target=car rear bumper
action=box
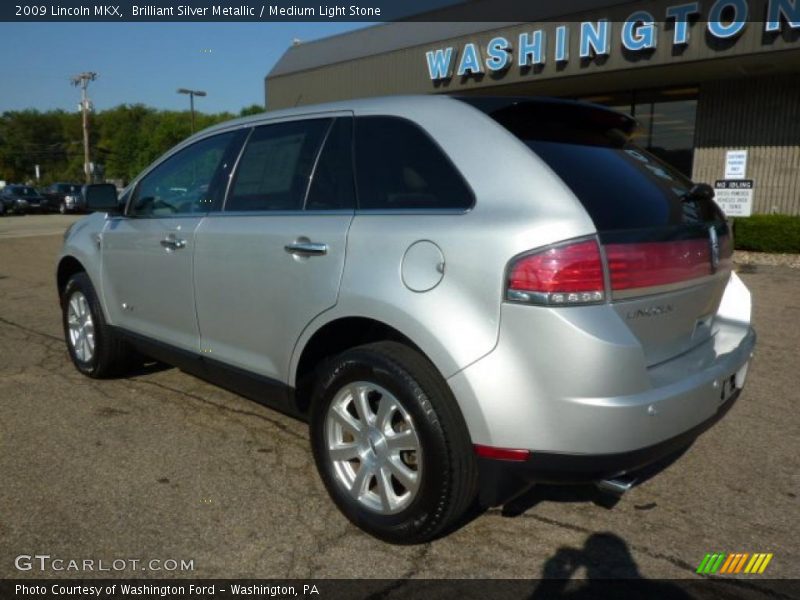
[475,386,742,504]
[448,273,755,491]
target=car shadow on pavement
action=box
[528,532,693,599]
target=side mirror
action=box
[83,184,119,213]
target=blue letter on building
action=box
[457,43,484,76]
[580,21,611,58]
[555,25,570,62]
[666,2,700,44]
[622,12,657,50]
[486,37,511,71]
[518,30,546,66]
[708,0,748,38]
[425,47,454,80]
[766,0,800,31]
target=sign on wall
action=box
[715,179,754,217]
[724,150,748,179]
[425,0,800,80]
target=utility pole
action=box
[177,88,207,134]
[71,72,97,184]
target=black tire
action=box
[61,272,133,378]
[310,341,478,544]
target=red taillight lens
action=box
[606,238,716,291]
[507,239,605,305]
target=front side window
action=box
[226,119,331,212]
[129,131,238,217]
[354,116,473,210]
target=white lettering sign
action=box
[724,150,748,179]
[715,179,754,217]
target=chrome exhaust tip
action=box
[595,476,636,497]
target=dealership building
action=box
[266,0,800,216]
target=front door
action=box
[101,130,243,352]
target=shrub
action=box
[732,214,800,254]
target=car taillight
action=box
[605,238,715,292]
[506,239,605,306]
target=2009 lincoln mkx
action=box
[57,96,755,544]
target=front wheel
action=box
[310,341,478,544]
[62,272,134,378]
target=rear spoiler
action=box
[455,96,639,141]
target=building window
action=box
[580,87,698,177]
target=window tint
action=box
[130,131,238,217]
[526,141,722,230]
[487,103,722,230]
[226,119,331,212]
[305,117,355,211]
[354,116,473,210]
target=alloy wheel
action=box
[324,381,422,515]
[66,291,95,362]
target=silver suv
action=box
[57,96,756,544]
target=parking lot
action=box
[0,215,798,586]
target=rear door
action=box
[487,102,732,366]
[193,115,355,382]
[100,130,243,352]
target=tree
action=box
[0,104,252,185]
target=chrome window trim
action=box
[302,119,337,210]
[353,208,472,216]
[221,127,255,212]
[203,209,355,218]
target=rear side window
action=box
[305,117,356,211]
[354,116,473,210]
[226,119,331,212]
[488,104,722,230]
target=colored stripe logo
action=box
[696,553,773,574]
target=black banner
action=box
[2,579,800,600]
[2,0,796,22]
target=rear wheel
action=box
[62,272,134,378]
[310,341,478,544]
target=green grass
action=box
[733,215,800,254]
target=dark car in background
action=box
[0,185,48,215]
[43,182,84,214]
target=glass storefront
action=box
[580,88,698,177]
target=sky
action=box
[0,22,371,114]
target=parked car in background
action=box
[56,96,756,543]
[0,184,48,215]
[43,182,84,214]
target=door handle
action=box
[160,236,186,250]
[284,241,328,257]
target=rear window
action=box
[488,103,723,231]
[354,116,473,211]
